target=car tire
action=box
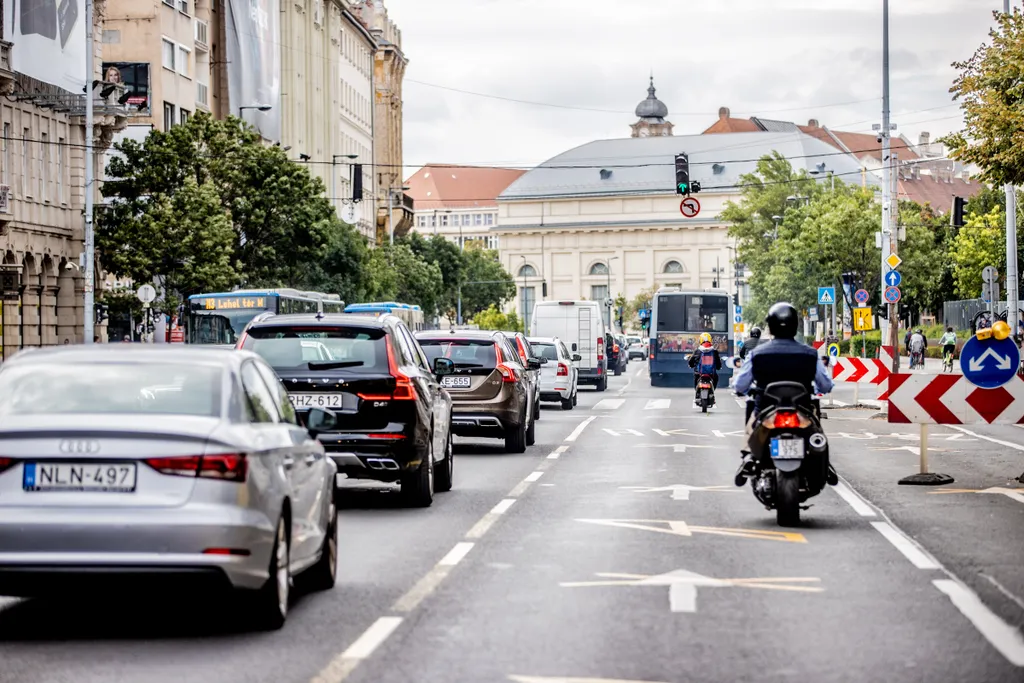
[614,365,622,376]
[505,414,527,453]
[401,440,434,508]
[596,376,607,392]
[561,393,573,410]
[303,503,337,592]
[434,431,454,493]
[533,396,540,422]
[572,391,578,407]
[526,410,536,446]
[250,514,290,631]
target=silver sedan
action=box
[0,345,339,630]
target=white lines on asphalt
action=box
[491,498,517,515]
[603,428,644,437]
[617,376,633,395]
[635,365,645,377]
[734,398,746,409]
[870,521,940,570]
[982,573,1024,613]
[507,480,532,497]
[392,543,475,611]
[594,398,626,410]
[311,616,403,683]
[933,579,1024,666]
[547,445,568,459]
[525,471,545,483]
[948,425,1024,453]
[565,416,597,442]
[439,541,475,566]
[644,398,671,410]
[831,481,877,517]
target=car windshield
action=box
[419,339,498,368]
[241,326,387,372]
[530,343,559,361]
[627,337,641,345]
[0,362,224,417]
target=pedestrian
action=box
[122,335,131,343]
[62,338,70,345]
[93,335,100,343]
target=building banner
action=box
[4,0,87,91]
[225,0,281,141]
[102,62,150,112]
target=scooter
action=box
[744,382,836,527]
[697,373,716,413]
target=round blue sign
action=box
[855,289,869,304]
[884,270,902,288]
[961,336,1021,389]
[734,315,742,323]
[884,286,901,303]
[828,343,840,358]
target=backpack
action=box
[697,348,716,374]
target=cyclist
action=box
[939,327,957,370]
[909,329,927,368]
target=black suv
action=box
[238,313,456,508]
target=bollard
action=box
[898,423,953,486]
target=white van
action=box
[530,300,608,392]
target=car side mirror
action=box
[538,357,549,364]
[571,343,578,352]
[572,353,582,362]
[306,407,337,437]
[433,357,455,376]
[527,358,542,370]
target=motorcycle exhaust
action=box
[808,433,828,451]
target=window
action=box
[473,213,483,226]
[162,0,174,6]
[663,260,684,274]
[440,214,448,227]
[163,102,175,131]
[589,262,609,276]
[57,136,64,203]
[488,235,499,250]
[240,363,280,423]
[1,123,8,185]
[254,362,297,425]
[21,128,29,197]
[177,45,190,77]
[485,214,494,226]
[177,0,189,13]
[39,132,47,201]
[398,326,430,372]
[180,108,190,125]
[517,264,537,278]
[521,287,536,329]
[162,38,175,70]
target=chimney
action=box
[718,107,730,120]
[807,118,819,128]
[919,131,930,146]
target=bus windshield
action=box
[653,293,730,354]
[188,309,266,345]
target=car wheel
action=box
[561,393,573,410]
[505,412,527,453]
[572,391,578,407]
[435,430,454,493]
[250,514,290,630]
[303,502,337,592]
[401,439,434,508]
[596,376,607,392]
[526,410,537,446]
[533,396,540,422]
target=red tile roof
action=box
[404,165,527,210]
[703,107,762,134]
[898,175,985,213]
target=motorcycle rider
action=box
[732,302,835,486]
[739,326,762,361]
[688,332,721,404]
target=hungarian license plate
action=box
[700,389,709,399]
[289,393,344,408]
[770,438,805,460]
[23,462,137,492]
[442,376,471,388]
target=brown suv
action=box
[416,330,537,453]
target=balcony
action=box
[194,19,209,52]
[196,81,209,110]
[0,41,14,93]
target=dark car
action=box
[501,330,547,423]
[606,333,627,376]
[416,330,536,453]
[239,313,455,508]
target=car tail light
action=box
[597,337,604,361]
[494,344,519,383]
[235,331,249,349]
[773,412,810,429]
[0,457,15,474]
[203,547,251,556]
[144,454,247,482]
[516,338,528,364]
[367,433,408,440]
[613,344,620,354]
[557,363,569,377]
[360,336,419,402]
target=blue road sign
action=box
[854,289,869,304]
[884,286,901,304]
[734,315,742,324]
[828,343,840,358]
[961,335,1021,389]
[884,270,902,287]
[818,287,835,305]
[734,305,742,315]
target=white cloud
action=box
[384,0,1002,174]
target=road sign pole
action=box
[831,301,836,341]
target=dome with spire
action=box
[635,76,669,121]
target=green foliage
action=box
[364,243,444,313]
[945,10,1024,185]
[950,207,1005,297]
[404,232,465,320]
[460,244,516,319]
[472,304,522,332]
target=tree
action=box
[303,223,370,306]
[459,243,516,320]
[945,10,1024,185]
[472,305,522,332]
[364,244,444,313]
[404,233,465,321]
[950,207,1005,297]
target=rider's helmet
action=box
[947,326,953,333]
[916,328,924,335]
[698,332,713,347]
[766,302,799,340]
[749,326,762,339]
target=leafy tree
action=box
[364,244,444,313]
[950,207,1005,297]
[404,233,465,320]
[472,304,522,332]
[303,223,370,306]
[460,244,516,320]
[945,10,1024,185]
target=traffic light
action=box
[351,164,363,202]
[690,181,701,194]
[951,196,965,228]
[542,281,548,297]
[94,303,108,323]
[732,293,739,306]
[674,153,690,195]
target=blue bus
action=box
[649,288,735,387]
[187,289,345,345]
[344,302,426,331]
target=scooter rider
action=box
[732,302,834,485]
[739,326,762,361]
[688,332,722,403]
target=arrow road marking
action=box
[637,443,725,452]
[620,484,739,501]
[575,518,807,543]
[969,347,1014,372]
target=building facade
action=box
[1,0,127,358]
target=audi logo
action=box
[58,439,100,455]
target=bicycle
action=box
[943,349,954,373]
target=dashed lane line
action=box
[525,471,545,483]
[830,481,877,517]
[311,616,404,683]
[947,425,1024,453]
[547,445,569,460]
[870,522,940,570]
[593,398,626,411]
[565,416,597,442]
[934,580,1024,666]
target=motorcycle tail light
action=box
[773,411,810,429]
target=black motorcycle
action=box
[696,373,716,413]
[744,382,835,526]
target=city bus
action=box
[344,302,426,331]
[649,287,734,387]
[187,289,345,345]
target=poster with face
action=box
[5,0,86,91]
[656,333,728,355]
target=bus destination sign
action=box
[199,297,267,311]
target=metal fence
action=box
[942,299,1024,332]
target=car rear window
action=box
[419,339,497,368]
[242,326,387,372]
[0,363,224,417]
[531,343,558,361]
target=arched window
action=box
[663,260,684,274]
[589,262,609,276]
[518,264,537,278]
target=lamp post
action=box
[238,104,271,118]
[810,164,835,192]
[607,256,619,331]
[84,0,95,344]
[521,256,529,334]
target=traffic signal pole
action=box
[1006,0,1019,338]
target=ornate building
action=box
[630,77,673,138]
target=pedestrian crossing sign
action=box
[817,287,835,305]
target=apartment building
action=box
[0,0,127,357]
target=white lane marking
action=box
[508,480,532,497]
[870,521,940,570]
[635,366,645,377]
[831,481,877,517]
[511,676,670,683]
[981,573,1024,613]
[547,446,568,459]
[565,416,597,442]
[734,398,746,408]
[645,399,671,410]
[947,425,1024,452]
[594,398,626,410]
[438,541,474,567]
[933,579,1024,666]
[603,428,643,436]
[465,514,500,539]
[341,616,403,660]
[525,471,544,483]
[617,376,633,396]
[491,498,516,515]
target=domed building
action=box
[630,77,674,138]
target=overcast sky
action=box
[384,0,1002,175]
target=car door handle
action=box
[283,456,295,470]
[305,454,317,465]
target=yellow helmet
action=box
[698,332,713,346]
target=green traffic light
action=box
[678,182,688,192]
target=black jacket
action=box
[689,347,723,373]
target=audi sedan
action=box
[0,346,339,630]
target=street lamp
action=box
[810,163,835,192]
[238,104,271,116]
[607,256,619,331]
[770,214,782,240]
[521,255,529,334]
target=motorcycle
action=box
[744,381,835,527]
[697,373,716,413]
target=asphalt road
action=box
[2,363,1023,683]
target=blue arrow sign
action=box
[885,270,902,287]
[828,343,840,358]
[818,287,835,305]
[734,305,742,315]
[961,336,1020,389]
[884,286,901,303]
[734,315,742,324]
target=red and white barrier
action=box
[887,373,1024,425]
[877,346,895,402]
[832,357,891,385]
